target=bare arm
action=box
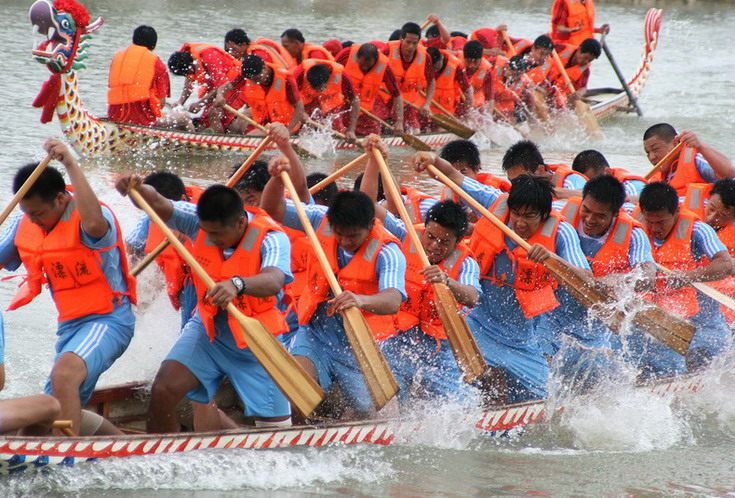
[393,94,405,132]
[685,250,734,283]
[421,265,479,307]
[330,288,402,315]
[359,136,391,220]
[115,172,174,222]
[287,100,305,133]
[347,97,360,140]
[260,160,289,222]
[678,130,735,179]
[412,152,465,187]
[268,123,310,202]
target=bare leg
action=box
[0,363,5,392]
[3,394,61,436]
[49,352,87,435]
[147,360,201,434]
[192,400,223,432]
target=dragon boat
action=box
[0,372,704,474]
[29,0,662,158]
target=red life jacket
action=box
[9,199,137,322]
[302,42,335,63]
[254,38,298,68]
[432,50,462,114]
[387,40,429,106]
[242,63,295,125]
[108,44,162,117]
[281,224,312,303]
[299,59,346,114]
[548,44,591,94]
[343,44,389,112]
[192,207,288,347]
[551,0,596,45]
[610,168,648,186]
[492,56,532,116]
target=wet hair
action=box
[427,46,443,65]
[426,25,440,39]
[143,171,185,200]
[197,185,244,226]
[229,160,269,193]
[424,200,469,240]
[582,175,625,213]
[342,40,354,48]
[440,140,481,171]
[401,22,422,39]
[533,35,553,50]
[639,181,679,215]
[13,164,65,203]
[578,38,602,58]
[168,51,195,76]
[450,31,468,38]
[306,64,332,89]
[133,25,157,50]
[507,175,554,220]
[225,28,250,46]
[463,40,483,60]
[502,140,545,173]
[710,179,735,210]
[327,191,375,230]
[507,54,529,72]
[353,172,384,201]
[357,43,378,62]
[281,28,305,43]
[572,149,609,177]
[389,29,402,41]
[242,54,265,79]
[307,172,338,206]
[643,123,677,143]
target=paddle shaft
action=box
[309,153,368,194]
[359,106,433,151]
[501,31,517,56]
[223,104,315,158]
[128,187,324,417]
[0,155,52,227]
[601,36,643,116]
[551,49,579,94]
[644,142,684,180]
[657,263,735,313]
[420,19,432,30]
[551,49,602,136]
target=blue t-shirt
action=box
[577,222,654,267]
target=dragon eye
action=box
[60,19,71,30]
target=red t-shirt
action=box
[199,47,238,88]
[335,50,402,97]
[107,57,170,126]
[422,37,447,50]
[472,28,499,50]
[292,65,356,101]
[551,0,571,42]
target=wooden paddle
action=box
[359,106,433,151]
[279,169,399,410]
[501,31,517,56]
[304,117,363,148]
[551,49,603,139]
[309,153,368,194]
[223,104,316,158]
[372,149,487,382]
[52,420,77,437]
[420,19,432,31]
[644,142,684,181]
[0,155,52,227]
[131,137,274,277]
[657,263,735,314]
[428,164,695,355]
[128,186,325,417]
[415,90,476,139]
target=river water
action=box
[2,0,735,495]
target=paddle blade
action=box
[292,141,318,159]
[400,133,434,152]
[430,112,475,139]
[432,283,487,383]
[574,100,604,139]
[629,305,693,356]
[341,307,399,410]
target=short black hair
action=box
[572,149,609,177]
[578,38,602,58]
[13,163,65,203]
[389,29,402,41]
[327,191,375,230]
[502,140,545,173]
[306,64,332,89]
[225,28,250,45]
[507,175,554,220]
[463,40,483,60]
[197,185,243,226]
[281,28,305,43]
[230,160,269,193]
[342,40,354,49]
[440,139,481,171]
[643,123,677,143]
[427,46,442,65]
[401,22,422,39]
[143,171,185,201]
[639,181,679,215]
[307,173,338,206]
[711,178,735,210]
[533,35,553,50]
[582,175,625,213]
[357,43,378,62]
[133,25,157,50]
[168,51,194,76]
[424,200,469,240]
[450,31,468,38]
[507,54,529,72]
[242,54,265,79]
[353,172,384,201]
[426,25,440,39]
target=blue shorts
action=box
[381,327,472,404]
[0,311,5,365]
[178,281,198,330]
[46,304,135,404]
[166,313,290,418]
[291,306,373,413]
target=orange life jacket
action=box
[548,44,590,94]
[449,36,468,53]
[396,224,474,339]
[710,223,735,322]
[343,44,389,112]
[432,50,462,114]
[681,183,713,219]
[650,147,707,197]
[192,207,288,347]
[551,0,596,46]
[492,56,532,116]
[469,194,562,318]
[242,63,295,125]
[180,43,240,96]
[300,59,346,114]
[548,163,588,189]
[440,172,510,203]
[525,55,553,86]
[144,222,191,311]
[561,196,640,277]
[254,38,298,68]
[281,224,312,302]
[610,168,648,186]
[302,42,335,63]
[297,218,400,340]
[400,187,436,224]
[460,56,492,107]
[387,40,429,106]
[247,42,288,69]
[9,199,137,322]
[509,39,533,57]
[108,44,162,117]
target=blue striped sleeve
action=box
[692,220,727,260]
[282,200,328,232]
[457,256,482,293]
[419,197,440,221]
[167,200,201,241]
[460,176,502,211]
[381,211,407,242]
[376,241,407,300]
[0,213,22,271]
[260,230,294,284]
[555,221,591,270]
[563,174,587,190]
[628,226,654,267]
[695,153,718,183]
[552,200,567,212]
[623,180,646,197]
[126,216,150,253]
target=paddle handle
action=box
[644,142,684,180]
[656,263,735,312]
[421,19,432,30]
[427,164,531,251]
[0,155,52,227]
[419,90,452,119]
[501,31,517,56]
[309,153,368,194]
[360,106,395,133]
[551,49,577,94]
[224,104,267,133]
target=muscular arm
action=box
[356,288,403,315]
[243,266,286,297]
[679,130,735,179]
[287,100,305,132]
[686,250,734,282]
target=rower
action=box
[460,41,494,113]
[292,59,360,141]
[520,35,554,87]
[426,47,472,119]
[468,25,509,58]
[637,182,734,374]
[280,28,335,65]
[572,149,647,198]
[422,14,451,49]
[491,55,538,124]
[551,0,609,46]
[547,38,601,105]
[322,39,344,58]
[0,394,61,436]
[383,22,436,133]
[1,140,136,436]
[261,163,406,418]
[337,43,404,136]
[643,123,735,197]
[115,176,295,434]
